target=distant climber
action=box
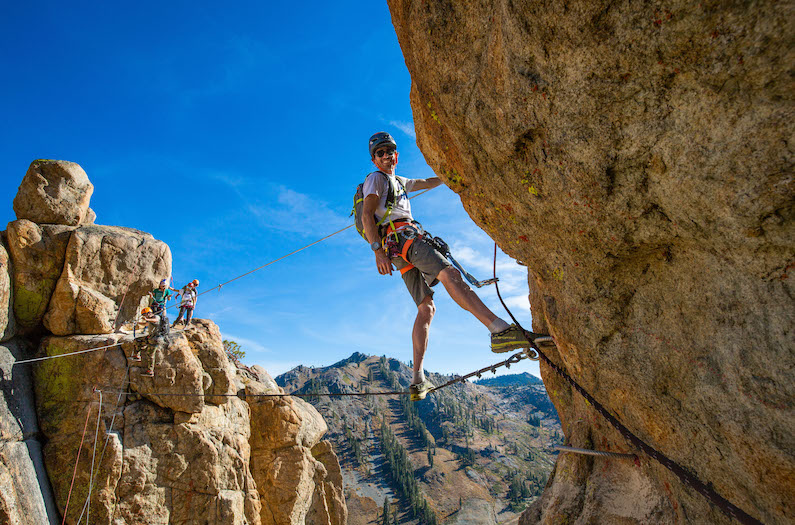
[131,307,169,376]
[135,306,159,336]
[148,278,176,317]
[173,279,199,327]
[359,132,547,401]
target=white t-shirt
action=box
[178,286,197,308]
[362,171,419,223]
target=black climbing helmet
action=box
[368,132,397,158]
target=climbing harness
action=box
[382,219,498,287]
[490,243,762,525]
[383,219,422,275]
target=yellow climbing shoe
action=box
[490,325,548,353]
[409,379,434,401]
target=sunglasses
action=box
[374,148,396,158]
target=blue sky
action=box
[0,1,539,379]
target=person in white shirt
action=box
[361,132,538,401]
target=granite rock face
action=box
[13,160,93,226]
[32,328,258,525]
[43,225,171,336]
[0,339,58,525]
[31,322,346,525]
[2,161,347,524]
[182,319,237,405]
[307,440,348,525]
[247,379,344,525]
[389,1,794,524]
[6,220,74,335]
[0,239,15,342]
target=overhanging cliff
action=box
[388,1,794,523]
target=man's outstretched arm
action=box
[362,193,393,276]
[409,177,443,191]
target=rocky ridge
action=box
[0,160,347,524]
[388,1,793,524]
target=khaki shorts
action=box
[391,233,451,306]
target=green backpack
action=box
[352,171,406,242]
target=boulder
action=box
[126,333,205,414]
[182,319,236,405]
[307,440,348,525]
[113,399,261,525]
[247,380,334,525]
[80,208,96,226]
[6,220,74,334]
[13,160,93,226]
[43,225,171,335]
[250,365,280,391]
[0,238,14,342]
[388,1,793,524]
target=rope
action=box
[427,351,528,394]
[13,188,437,367]
[165,187,434,311]
[116,389,409,398]
[101,350,528,401]
[555,445,638,460]
[76,367,130,525]
[77,370,130,524]
[84,389,103,525]
[14,338,134,365]
[61,402,92,525]
[490,243,762,525]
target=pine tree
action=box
[382,498,391,525]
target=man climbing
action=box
[361,132,546,401]
[130,307,169,376]
[173,279,199,327]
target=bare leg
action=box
[436,267,497,327]
[412,296,435,382]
